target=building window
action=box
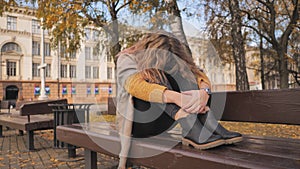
[70,65,76,78]
[92,30,99,41]
[46,64,51,77]
[32,63,40,77]
[60,45,67,58]
[107,54,113,62]
[7,16,17,30]
[85,66,91,79]
[85,28,91,40]
[1,42,21,53]
[93,67,99,79]
[107,67,112,79]
[32,41,40,55]
[69,51,76,59]
[7,61,16,76]
[61,65,68,78]
[32,19,40,34]
[44,43,51,56]
[44,29,49,35]
[93,47,99,60]
[85,47,91,60]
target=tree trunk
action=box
[277,47,289,88]
[260,35,265,90]
[165,0,192,56]
[109,9,121,64]
[228,0,249,91]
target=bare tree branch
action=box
[116,0,132,13]
[243,24,273,44]
[281,0,299,45]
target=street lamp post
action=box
[38,18,48,100]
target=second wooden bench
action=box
[0,99,67,150]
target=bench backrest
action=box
[213,88,300,125]
[108,89,300,125]
[19,99,68,116]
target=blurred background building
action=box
[0,7,115,105]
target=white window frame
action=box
[7,61,17,76]
[69,51,76,59]
[1,43,21,53]
[61,64,68,78]
[7,16,17,30]
[32,41,40,55]
[85,28,91,40]
[44,42,51,56]
[85,47,91,60]
[70,65,76,78]
[32,19,40,34]
[32,63,40,77]
[46,64,51,77]
[93,66,99,79]
[107,54,113,62]
[107,67,112,80]
[85,66,91,79]
[93,47,99,60]
[92,30,99,41]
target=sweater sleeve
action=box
[197,71,212,89]
[124,73,167,103]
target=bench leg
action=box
[0,125,2,137]
[19,130,24,136]
[84,149,97,169]
[27,130,34,150]
[68,144,76,158]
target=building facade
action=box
[0,7,115,104]
[189,37,237,91]
[189,37,267,91]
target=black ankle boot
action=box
[197,111,243,144]
[177,114,225,150]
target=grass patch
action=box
[90,114,116,123]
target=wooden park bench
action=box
[0,99,67,150]
[56,89,300,169]
[49,103,93,158]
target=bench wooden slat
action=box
[228,142,300,161]
[20,99,68,116]
[214,88,300,125]
[0,115,53,131]
[57,122,300,169]
[242,136,300,150]
[108,89,300,125]
[134,137,300,169]
[132,145,294,169]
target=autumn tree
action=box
[242,0,300,88]
[288,27,300,86]
[42,0,135,63]
[128,0,192,55]
[164,0,191,53]
[1,0,133,62]
[228,0,249,90]
[203,0,250,91]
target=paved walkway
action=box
[0,128,118,169]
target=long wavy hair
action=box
[123,31,202,85]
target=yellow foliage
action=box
[74,4,81,10]
[132,0,139,5]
